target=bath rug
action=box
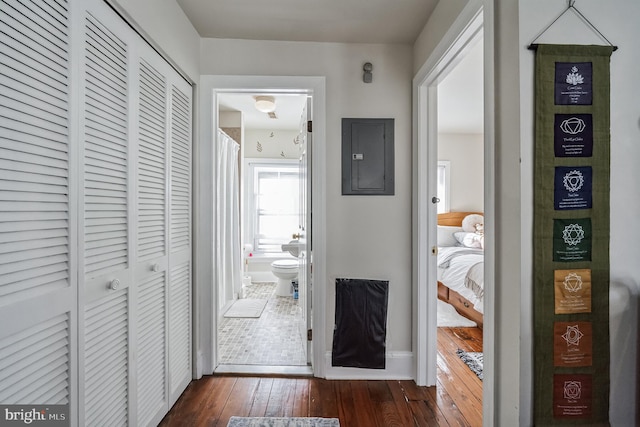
[456,349,483,380]
[227,417,340,427]
[224,298,268,318]
[437,299,477,328]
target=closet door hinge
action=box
[307,120,312,133]
[307,329,313,341]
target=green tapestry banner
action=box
[533,44,613,426]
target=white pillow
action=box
[454,231,484,249]
[437,225,463,247]
[462,214,484,232]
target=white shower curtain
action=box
[216,129,242,310]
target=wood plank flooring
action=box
[159,327,483,426]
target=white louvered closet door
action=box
[0,0,75,413]
[167,74,193,407]
[131,51,193,422]
[133,43,170,427]
[80,1,135,425]
[1,0,193,424]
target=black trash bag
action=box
[331,278,389,369]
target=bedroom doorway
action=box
[434,33,485,422]
[435,37,484,330]
[412,3,493,423]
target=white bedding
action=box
[437,246,484,313]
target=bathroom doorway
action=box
[215,90,313,374]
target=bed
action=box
[437,211,484,328]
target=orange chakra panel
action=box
[553,321,592,367]
[554,269,591,314]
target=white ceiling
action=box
[179,0,483,133]
[218,93,308,130]
[176,0,439,44]
[438,39,484,134]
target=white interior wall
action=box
[413,0,472,74]
[438,133,484,212]
[201,39,414,355]
[518,1,640,424]
[489,1,523,422]
[219,111,243,128]
[107,0,200,81]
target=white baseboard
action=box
[195,350,204,379]
[323,351,414,380]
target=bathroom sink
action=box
[281,240,300,257]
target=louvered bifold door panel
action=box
[132,47,173,426]
[168,80,192,405]
[137,59,167,261]
[136,272,166,427]
[0,0,74,413]
[81,3,133,426]
[168,261,191,404]
[0,0,72,304]
[84,291,129,426]
[83,11,129,282]
[169,85,191,254]
[0,313,70,404]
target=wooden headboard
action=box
[437,211,483,227]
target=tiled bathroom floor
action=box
[217,282,307,366]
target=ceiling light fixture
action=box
[254,95,276,113]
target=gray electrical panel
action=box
[341,118,394,195]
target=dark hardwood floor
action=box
[159,327,483,426]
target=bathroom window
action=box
[437,161,450,214]
[246,161,300,253]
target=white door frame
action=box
[195,75,326,377]
[412,1,495,424]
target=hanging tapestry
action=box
[533,44,613,426]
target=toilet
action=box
[270,259,298,296]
